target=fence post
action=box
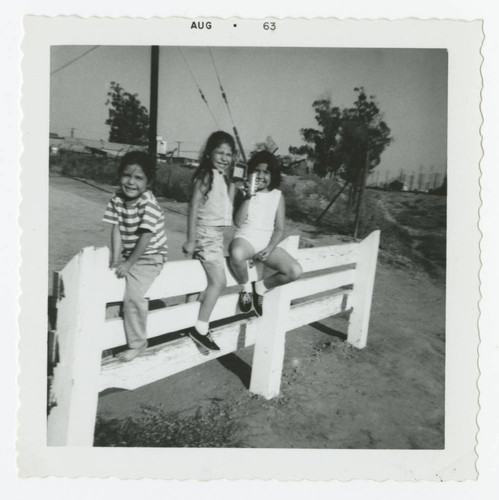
[347,230,380,348]
[47,247,108,446]
[249,235,300,399]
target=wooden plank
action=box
[249,236,299,399]
[297,242,359,272]
[287,290,352,331]
[99,317,259,391]
[96,255,208,303]
[99,289,352,391]
[101,267,354,351]
[48,247,108,446]
[91,237,302,304]
[347,230,380,348]
[101,293,242,350]
[48,253,83,445]
[287,268,355,300]
[86,247,266,303]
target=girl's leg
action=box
[228,238,254,284]
[252,248,302,316]
[261,247,303,289]
[188,263,226,352]
[229,238,256,312]
[197,263,227,323]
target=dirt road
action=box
[50,173,445,449]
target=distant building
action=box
[165,156,199,168]
[49,135,146,158]
[157,137,168,155]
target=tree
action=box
[430,175,447,196]
[250,136,279,157]
[289,88,392,181]
[387,179,404,191]
[105,81,149,146]
[289,98,343,177]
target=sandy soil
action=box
[49,173,445,449]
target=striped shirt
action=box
[103,190,167,257]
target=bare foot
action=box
[117,344,147,362]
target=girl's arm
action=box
[110,223,122,268]
[115,231,154,278]
[256,196,285,261]
[228,178,244,202]
[233,190,252,227]
[182,178,205,256]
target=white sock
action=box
[254,280,268,295]
[241,282,252,293]
[195,320,209,335]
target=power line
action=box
[208,48,237,128]
[177,47,220,128]
[51,46,101,75]
[208,48,247,163]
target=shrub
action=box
[51,153,194,201]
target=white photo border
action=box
[18,16,483,480]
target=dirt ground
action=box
[49,173,445,449]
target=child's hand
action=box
[115,260,133,278]
[237,180,253,199]
[182,240,196,257]
[109,258,120,269]
[255,246,273,262]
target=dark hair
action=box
[119,151,155,182]
[247,150,281,190]
[192,131,236,198]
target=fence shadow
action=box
[216,353,252,389]
[310,321,347,341]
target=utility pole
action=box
[176,141,182,157]
[354,148,369,239]
[148,46,159,163]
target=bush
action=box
[50,153,194,201]
[54,153,120,185]
[154,163,192,202]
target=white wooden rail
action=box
[47,231,380,446]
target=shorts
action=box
[233,228,272,254]
[193,225,226,270]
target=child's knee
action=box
[229,244,246,263]
[207,270,226,290]
[288,262,303,282]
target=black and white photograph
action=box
[18,16,482,481]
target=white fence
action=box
[47,231,380,446]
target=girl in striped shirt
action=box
[103,152,167,362]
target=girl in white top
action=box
[229,151,302,316]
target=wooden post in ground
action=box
[347,230,380,348]
[249,235,300,399]
[47,247,108,446]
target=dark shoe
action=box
[238,291,253,313]
[188,328,221,351]
[252,285,264,317]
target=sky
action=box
[50,45,448,180]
